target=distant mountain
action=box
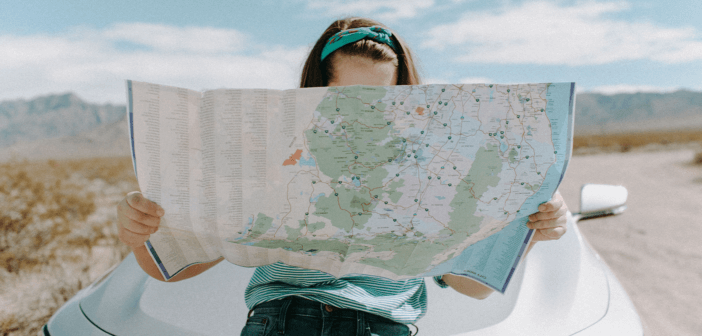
[0,93,125,147]
[1,90,701,162]
[0,116,130,162]
[575,90,702,134]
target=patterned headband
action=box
[320,26,397,61]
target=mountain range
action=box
[1,90,701,162]
[0,93,125,148]
[575,90,702,134]
[0,93,129,162]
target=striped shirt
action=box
[245,262,448,324]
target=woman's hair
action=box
[300,17,421,88]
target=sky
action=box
[1,0,701,104]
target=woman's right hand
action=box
[118,191,222,282]
[117,191,165,249]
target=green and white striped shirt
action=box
[245,262,448,324]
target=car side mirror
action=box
[575,184,628,221]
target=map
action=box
[224,83,573,280]
[128,80,574,290]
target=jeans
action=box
[240,296,412,336]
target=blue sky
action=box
[1,0,701,104]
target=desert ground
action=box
[1,144,701,335]
[0,158,136,335]
[559,145,702,336]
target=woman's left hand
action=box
[527,191,569,241]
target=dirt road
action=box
[559,148,702,336]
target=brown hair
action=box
[300,17,421,88]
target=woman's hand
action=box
[117,192,222,281]
[117,191,164,248]
[527,191,568,241]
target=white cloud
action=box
[422,1,702,65]
[584,84,684,95]
[0,23,308,104]
[103,23,249,53]
[306,0,436,21]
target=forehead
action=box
[328,55,398,87]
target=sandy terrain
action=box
[558,147,702,336]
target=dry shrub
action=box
[574,129,702,154]
[1,264,91,335]
[0,156,137,335]
[693,152,702,165]
[0,167,95,273]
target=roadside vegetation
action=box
[693,151,702,165]
[0,157,137,335]
[573,129,702,154]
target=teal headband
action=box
[320,26,397,61]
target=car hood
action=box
[79,213,610,335]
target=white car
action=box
[42,184,643,335]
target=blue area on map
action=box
[353,179,361,187]
[547,82,575,185]
[435,196,445,200]
[415,149,427,163]
[228,217,256,242]
[310,193,325,203]
[299,155,316,167]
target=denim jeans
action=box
[240,296,412,336]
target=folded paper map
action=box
[127,81,575,292]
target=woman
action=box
[117,17,569,336]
